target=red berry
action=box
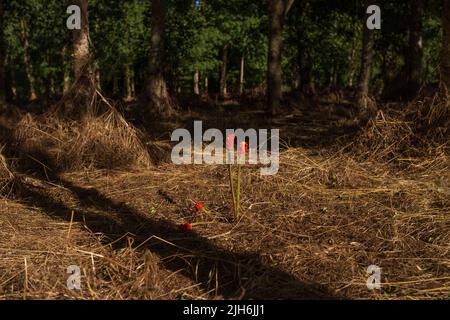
[178,223,193,232]
[194,202,204,211]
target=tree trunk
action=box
[146,0,175,119]
[72,0,91,81]
[131,76,135,99]
[124,64,134,101]
[219,44,229,98]
[112,74,119,98]
[0,0,5,108]
[355,0,375,114]
[61,0,97,118]
[293,0,314,95]
[94,62,101,91]
[441,0,450,93]
[204,75,208,96]
[267,0,286,115]
[405,0,424,99]
[193,68,200,95]
[348,40,357,87]
[331,61,338,89]
[298,45,314,94]
[43,76,54,106]
[6,53,17,102]
[19,19,37,101]
[239,54,245,95]
[62,46,71,95]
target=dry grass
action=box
[0,199,201,300]
[2,144,441,300]
[408,92,450,141]
[254,148,449,298]
[352,110,416,160]
[352,93,449,162]
[0,98,448,300]
[11,110,152,173]
[0,146,16,196]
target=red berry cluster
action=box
[178,223,193,232]
[194,202,204,211]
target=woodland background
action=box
[0,0,448,300]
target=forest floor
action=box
[0,94,449,299]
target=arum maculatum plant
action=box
[236,141,248,217]
[226,134,249,221]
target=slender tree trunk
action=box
[43,77,51,106]
[6,53,17,102]
[124,64,134,101]
[239,54,245,95]
[267,0,286,115]
[219,44,229,98]
[112,74,119,98]
[330,61,338,89]
[193,68,200,95]
[94,62,101,91]
[146,0,175,119]
[20,19,37,101]
[131,76,135,98]
[63,71,71,95]
[50,77,56,98]
[298,48,314,94]
[348,15,361,90]
[355,0,375,114]
[0,0,5,108]
[348,40,357,87]
[204,74,208,96]
[63,0,96,117]
[72,0,91,81]
[405,0,424,99]
[294,0,314,95]
[441,0,450,93]
[62,46,71,95]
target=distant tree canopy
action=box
[0,0,446,109]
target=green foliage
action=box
[165,0,268,93]
[1,0,444,101]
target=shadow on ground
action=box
[15,175,341,299]
[0,103,349,299]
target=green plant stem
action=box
[236,163,241,219]
[228,163,237,219]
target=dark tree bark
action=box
[145,0,175,119]
[299,53,314,93]
[295,0,314,95]
[347,36,358,88]
[239,54,245,95]
[355,0,376,114]
[193,69,200,95]
[94,61,101,91]
[204,74,209,96]
[267,0,286,115]
[20,19,37,101]
[72,0,91,81]
[405,0,424,99]
[112,74,119,98]
[59,0,97,117]
[219,44,229,98]
[62,46,71,95]
[0,0,5,108]
[297,43,314,95]
[124,64,135,101]
[441,0,450,93]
